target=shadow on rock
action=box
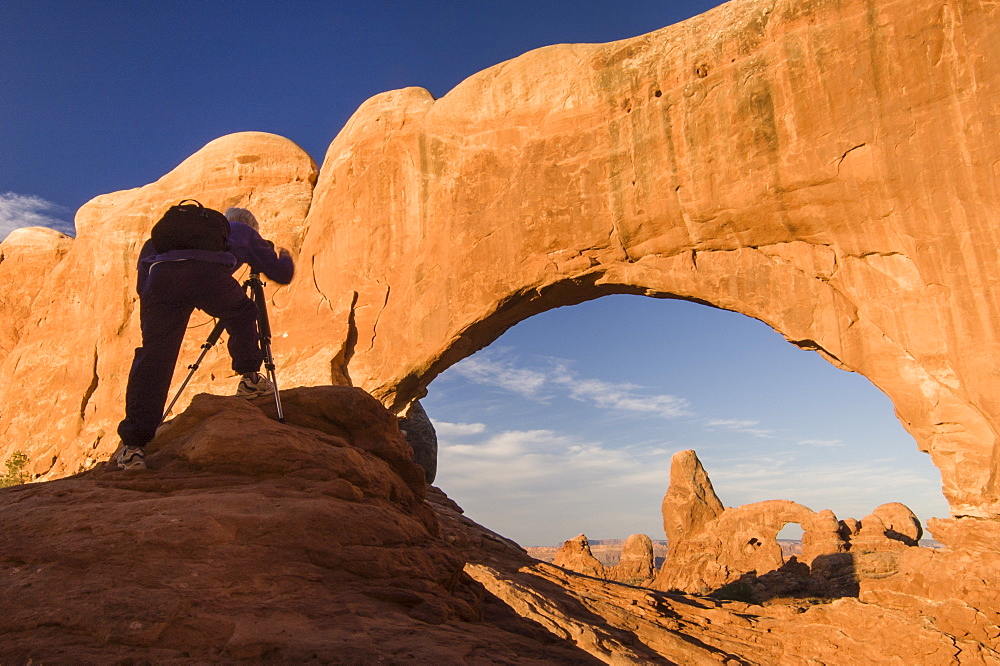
[709,554,860,605]
[0,386,601,664]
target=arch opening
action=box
[420,294,948,549]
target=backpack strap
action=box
[174,199,206,214]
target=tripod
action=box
[161,273,285,423]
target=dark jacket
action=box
[136,221,294,294]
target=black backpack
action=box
[150,199,230,253]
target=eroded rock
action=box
[0,387,598,663]
[661,449,724,542]
[0,389,996,662]
[608,533,656,586]
[0,227,73,365]
[0,132,318,482]
[652,450,955,603]
[553,534,606,579]
[397,399,438,483]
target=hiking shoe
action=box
[236,372,274,399]
[117,446,146,471]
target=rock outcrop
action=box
[3,392,995,663]
[655,450,943,596]
[397,399,438,483]
[553,533,657,587]
[0,227,72,365]
[553,534,607,578]
[0,388,596,663]
[654,449,1000,650]
[610,533,656,586]
[661,449,725,543]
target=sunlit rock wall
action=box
[300,0,1000,518]
[1,0,1000,521]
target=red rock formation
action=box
[3,392,994,663]
[860,518,1000,656]
[654,449,972,604]
[608,533,656,586]
[661,448,724,542]
[552,534,607,578]
[0,227,72,365]
[868,501,924,546]
[0,388,597,663]
[295,0,1000,522]
[0,0,999,655]
[656,450,843,595]
[651,449,1000,650]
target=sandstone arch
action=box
[299,0,1000,519]
[0,0,998,525]
[654,449,848,594]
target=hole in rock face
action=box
[422,295,948,548]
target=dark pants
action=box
[117,261,263,449]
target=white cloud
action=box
[442,427,627,483]
[435,422,678,543]
[704,418,774,438]
[555,371,692,418]
[0,192,74,242]
[447,349,692,418]
[798,438,843,448]
[449,353,548,398]
[706,419,758,429]
[432,421,487,438]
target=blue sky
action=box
[2,1,949,545]
[426,297,948,545]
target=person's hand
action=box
[278,247,292,260]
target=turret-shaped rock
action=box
[654,450,851,597]
[661,450,724,543]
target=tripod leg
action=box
[262,342,285,423]
[248,275,285,423]
[161,319,226,424]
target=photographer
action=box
[115,204,293,470]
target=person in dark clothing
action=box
[116,206,293,470]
